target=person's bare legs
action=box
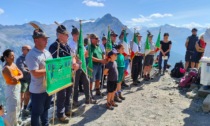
[191,62,195,68]
[185,61,189,70]
[24,92,30,108]
[20,93,24,109]
[95,80,100,89]
[195,63,199,69]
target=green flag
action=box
[106,27,112,53]
[145,35,151,56]
[87,39,93,78]
[77,22,87,73]
[155,30,161,52]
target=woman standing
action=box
[1,49,23,125]
[195,33,206,68]
[158,33,172,75]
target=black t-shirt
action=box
[161,40,172,52]
[105,61,118,81]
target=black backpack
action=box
[171,61,185,78]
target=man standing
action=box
[26,23,52,126]
[131,32,144,85]
[68,26,96,105]
[89,34,107,97]
[143,32,156,81]
[99,34,107,54]
[99,34,107,88]
[110,31,118,49]
[16,45,31,117]
[185,28,199,69]
[49,23,73,123]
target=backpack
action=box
[170,61,185,78]
[179,69,198,88]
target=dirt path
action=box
[52,72,210,126]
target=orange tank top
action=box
[2,66,20,85]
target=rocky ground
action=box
[49,70,210,126]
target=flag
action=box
[87,39,93,78]
[106,27,112,53]
[130,32,138,60]
[77,22,87,73]
[145,35,151,56]
[155,30,161,52]
[122,29,129,57]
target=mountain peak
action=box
[102,13,112,18]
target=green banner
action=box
[45,56,73,96]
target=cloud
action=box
[180,22,210,29]
[0,8,4,15]
[149,13,173,18]
[82,0,104,7]
[130,13,173,23]
[131,15,151,23]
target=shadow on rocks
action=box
[72,104,107,126]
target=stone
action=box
[198,86,210,97]
[202,94,210,112]
[186,91,197,99]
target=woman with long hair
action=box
[1,49,23,125]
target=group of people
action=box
[0,22,205,126]
[185,28,206,70]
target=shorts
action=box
[185,50,195,62]
[107,81,117,93]
[144,55,154,66]
[193,52,203,63]
[117,67,124,83]
[90,64,102,83]
[21,81,30,93]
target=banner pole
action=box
[53,94,56,125]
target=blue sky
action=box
[0,0,210,28]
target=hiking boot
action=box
[110,101,118,107]
[147,74,153,80]
[119,92,125,100]
[22,109,30,117]
[95,89,105,96]
[133,81,138,86]
[106,103,114,110]
[85,98,97,104]
[163,69,166,75]
[58,116,69,123]
[73,101,81,108]
[137,80,141,83]
[122,81,129,87]
[158,69,161,75]
[65,111,75,117]
[143,75,149,81]
[114,95,122,103]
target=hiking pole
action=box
[101,64,105,90]
[69,69,75,120]
[52,94,56,125]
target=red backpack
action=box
[179,69,198,88]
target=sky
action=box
[0,0,210,29]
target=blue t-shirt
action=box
[105,61,118,81]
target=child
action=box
[115,44,125,102]
[104,49,119,110]
[0,105,10,126]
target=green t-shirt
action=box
[116,53,125,68]
[0,117,5,126]
[91,44,103,65]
